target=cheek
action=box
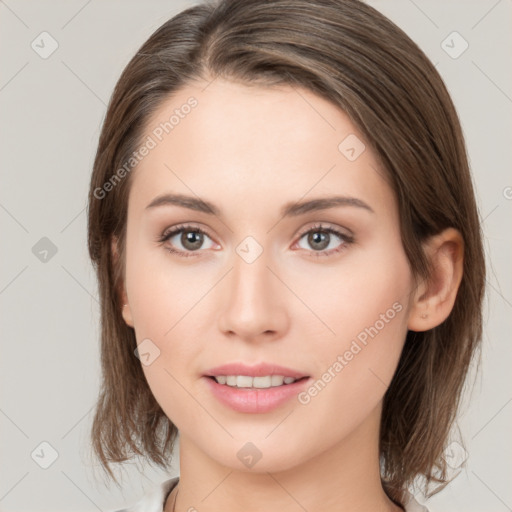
[299,306,408,446]
[293,243,412,426]
[125,237,203,338]
[289,236,412,343]
[124,243,216,425]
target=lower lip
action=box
[203,376,311,413]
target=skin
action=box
[116,77,463,512]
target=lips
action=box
[202,362,311,413]
[204,362,309,379]
[204,374,311,413]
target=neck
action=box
[165,403,403,512]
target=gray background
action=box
[0,0,511,511]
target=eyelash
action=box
[157,222,354,259]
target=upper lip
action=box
[204,363,309,379]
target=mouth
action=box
[206,375,309,388]
[204,362,309,387]
[202,363,311,413]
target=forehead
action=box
[140,77,358,163]
[128,78,392,217]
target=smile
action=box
[211,375,303,388]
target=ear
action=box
[111,236,134,328]
[407,228,464,332]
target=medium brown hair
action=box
[87,0,485,505]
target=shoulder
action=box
[403,490,430,512]
[112,476,179,512]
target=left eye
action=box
[295,225,353,256]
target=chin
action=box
[200,437,311,474]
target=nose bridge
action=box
[218,241,287,339]
[233,246,272,303]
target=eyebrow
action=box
[145,193,374,217]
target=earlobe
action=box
[111,236,134,328]
[122,303,134,328]
[407,228,464,332]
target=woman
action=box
[87,0,485,510]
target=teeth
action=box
[236,375,253,388]
[212,375,300,388]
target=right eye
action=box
[159,224,218,258]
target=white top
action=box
[113,476,429,512]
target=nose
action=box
[217,247,289,342]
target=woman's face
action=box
[120,77,416,472]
